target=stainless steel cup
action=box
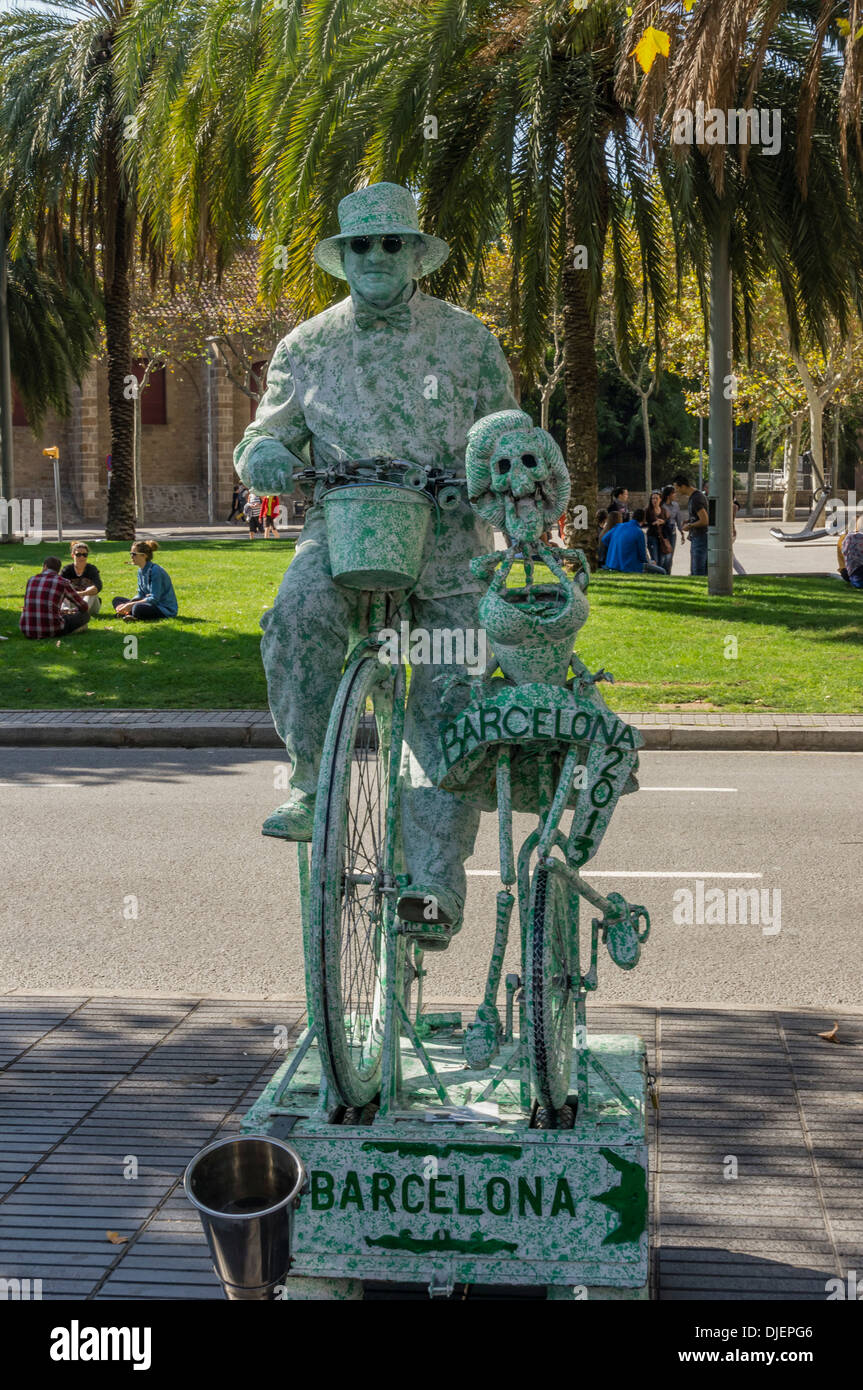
[184,1135,307,1300]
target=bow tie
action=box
[353,300,413,332]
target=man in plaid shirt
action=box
[20,557,90,639]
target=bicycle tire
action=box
[309,654,403,1107]
[524,862,576,1112]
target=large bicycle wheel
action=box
[308,654,404,1107]
[524,863,576,1113]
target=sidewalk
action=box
[0,995,858,1300]
[2,708,863,750]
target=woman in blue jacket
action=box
[112,540,178,621]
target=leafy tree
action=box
[621,0,863,590]
[0,1,147,537]
[203,0,674,562]
[7,237,102,430]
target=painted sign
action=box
[287,1133,648,1285]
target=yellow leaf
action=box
[106,1230,128,1245]
[837,18,851,36]
[683,0,696,11]
[631,26,670,74]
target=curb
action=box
[2,714,863,752]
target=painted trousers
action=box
[261,509,482,906]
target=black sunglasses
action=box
[349,235,405,255]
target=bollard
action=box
[184,1135,306,1300]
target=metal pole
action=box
[0,203,15,537]
[53,457,63,542]
[708,212,734,596]
[206,354,215,526]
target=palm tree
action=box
[0,1,145,538]
[7,236,102,429]
[620,1,863,593]
[140,0,672,561]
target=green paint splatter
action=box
[592,1147,647,1246]
[361,1141,522,1161]
[366,1228,518,1255]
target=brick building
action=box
[9,253,295,528]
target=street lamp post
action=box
[708,212,734,596]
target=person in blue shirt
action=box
[603,509,667,575]
[112,540,179,620]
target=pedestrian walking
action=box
[672,474,709,575]
[260,494,281,539]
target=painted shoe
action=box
[397,882,464,952]
[262,789,316,841]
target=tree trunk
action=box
[640,390,652,495]
[808,395,824,492]
[0,205,14,529]
[104,187,135,540]
[561,142,607,565]
[708,210,734,595]
[783,416,801,523]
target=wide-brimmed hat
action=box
[314,182,450,280]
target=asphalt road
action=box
[0,748,859,1008]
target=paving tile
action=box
[0,996,858,1300]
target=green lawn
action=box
[1,539,861,712]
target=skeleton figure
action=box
[465,409,570,544]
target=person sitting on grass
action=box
[597,510,621,568]
[60,542,103,615]
[112,540,178,621]
[603,509,667,575]
[20,556,90,638]
[839,515,863,589]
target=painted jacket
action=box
[233,290,518,597]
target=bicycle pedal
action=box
[398,919,454,952]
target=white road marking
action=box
[638,786,737,793]
[466,869,762,879]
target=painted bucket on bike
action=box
[324,482,434,590]
[184,1135,306,1300]
[481,582,586,685]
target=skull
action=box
[466,409,570,543]
[488,429,553,541]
